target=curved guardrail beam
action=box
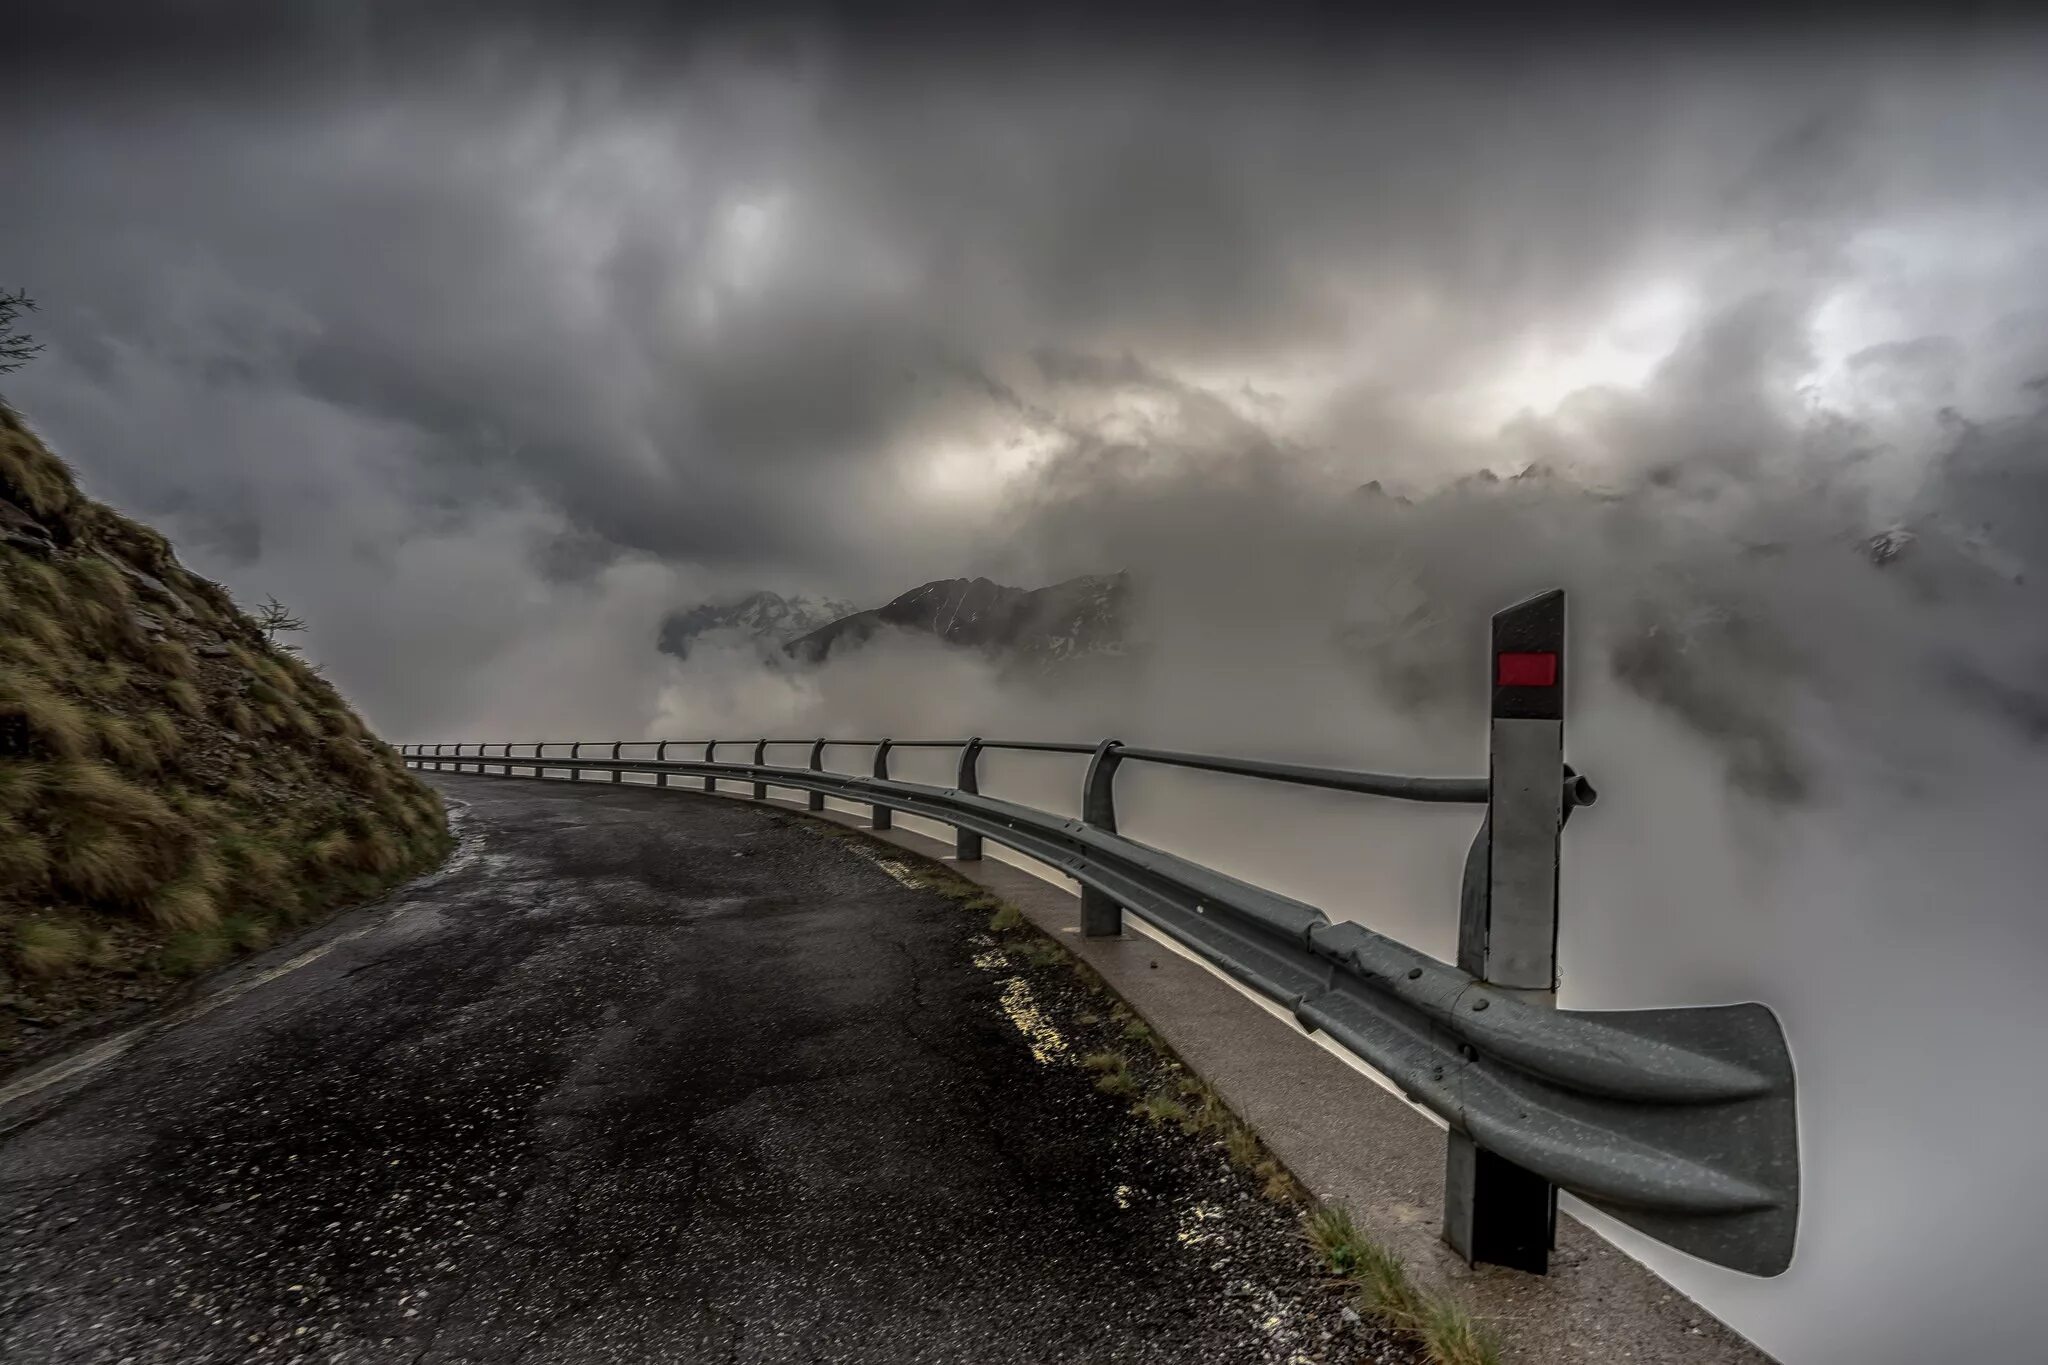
[400,746,1797,1274]
[396,590,1799,1278]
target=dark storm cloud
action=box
[1,0,1928,87]
[3,2,2047,729]
[8,7,2048,1360]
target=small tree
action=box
[1,288,43,376]
[254,595,307,654]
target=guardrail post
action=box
[1079,739,1124,935]
[434,742,445,772]
[534,741,545,778]
[611,741,623,783]
[954,737,984,860]
[571,741,583,782]
[807,739,826,811]
[656,740,669,787]
[704,742,718,793]
[1445,588,1566,1276]
[871,740,893,830]
[753,739,768,800]
[501,742,513,776]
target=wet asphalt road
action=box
[1,774,1358,1364]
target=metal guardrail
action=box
[400,590,1799,1278]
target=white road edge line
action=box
[0,799,478,1117]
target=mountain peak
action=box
[657,589,857,660]
[785,572,1128,666]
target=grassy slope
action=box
[0,403,451,1063]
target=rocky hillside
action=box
[0,405,450,1065]
[785,572,1128,666]
[656,589,857,660]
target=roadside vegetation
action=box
[1,402,450,1063]
[859,841,1501,1365]
[1306,1203,1503,1365]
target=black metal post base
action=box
[1079,886,1122,936]
[1444,1130,1555,1274]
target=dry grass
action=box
[1225,1121,1265,1170]
[160,926,231,977]
[165,678,206,718]
[140,711,182,761]
[1255,1160,1305,1203]
[49,820,157,903]
[219,912,272,951]
[0,761,47,815]
[0,415,80,518]
[12,919,85,976]
[1083,1051,1142,1098]
[1304,1201,1500,1365]
[78,657,134,700]
[2,408,452,1050]
[94,713,161,771]
[0,675,93,758]
[346,827,403,875]
[305,829,353,872]
[0,814,50,884]
[1133,1090,1189,1128]
[52,761,185,838]
[0,593,70,656]
[219,832,299,917]
[147,637,197,679]
[147,853,225,932]
[1415,1299,1503,1365]
[1015,937,1067,968]
[987,903,1027,933]
[63,554,135,636]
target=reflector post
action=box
[1446,587,1568,1276]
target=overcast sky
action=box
[2,4,2043,736]
[8,5,2048,1362]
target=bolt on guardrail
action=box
[397,589,1798,1279]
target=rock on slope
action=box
[0,404,451,1066]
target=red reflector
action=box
[1497,651,1558,687]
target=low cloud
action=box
[6,10,2048,1360]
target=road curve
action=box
[1,774,1373,1364]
